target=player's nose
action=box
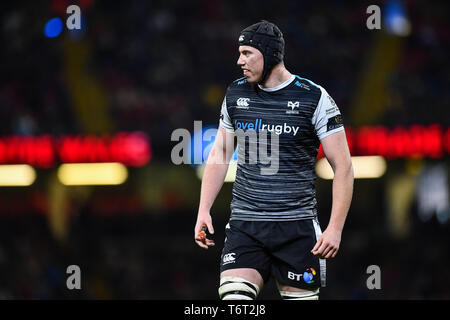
[237,54,245,66]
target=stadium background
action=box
[0,0,449,299]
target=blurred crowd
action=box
[0,0,449,299]
[1,1,449,147]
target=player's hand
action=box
[194,212,215,249]
[311,227,341,259]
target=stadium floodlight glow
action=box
[57,162,128,186]
[44,17,64,38]
[0,164,36,186]
[316,156,387,180]
[384,0,411,37]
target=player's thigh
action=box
[219,268,263,300]
[276,280,311,292]
[276,279,320,300]
[220,268,264,289]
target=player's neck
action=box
[260,63,292,89]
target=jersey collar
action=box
[257,74,295,92]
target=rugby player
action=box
[194,21,354,300]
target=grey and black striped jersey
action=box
[219,74,344,221]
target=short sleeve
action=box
[312,86,344,140]
[219,96,234,132]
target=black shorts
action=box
[219,218,326,290]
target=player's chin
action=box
[246,74,261,84]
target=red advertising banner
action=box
[0,131,152,168]
[317,124,449,160]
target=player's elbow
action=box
[332,156,354,181]
[342,159,354,187]
[347,160,354,181]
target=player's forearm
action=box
[198,154,230,214]
[327,162,354,232]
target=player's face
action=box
[237,45,264,83]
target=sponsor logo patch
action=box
[327,114,343,131]
[222,253,236,265]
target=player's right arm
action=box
[194,126,235,249]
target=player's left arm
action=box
[311,130,354,259]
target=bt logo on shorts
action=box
[288,268,316,284]
[303,268,316,284]
[222,253,236,265]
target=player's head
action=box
[237,20,285,84]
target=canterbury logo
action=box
[287,101,300,110]
[236,98,250,108]
[222,253,236,264]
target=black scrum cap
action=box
[238,21,285,84]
